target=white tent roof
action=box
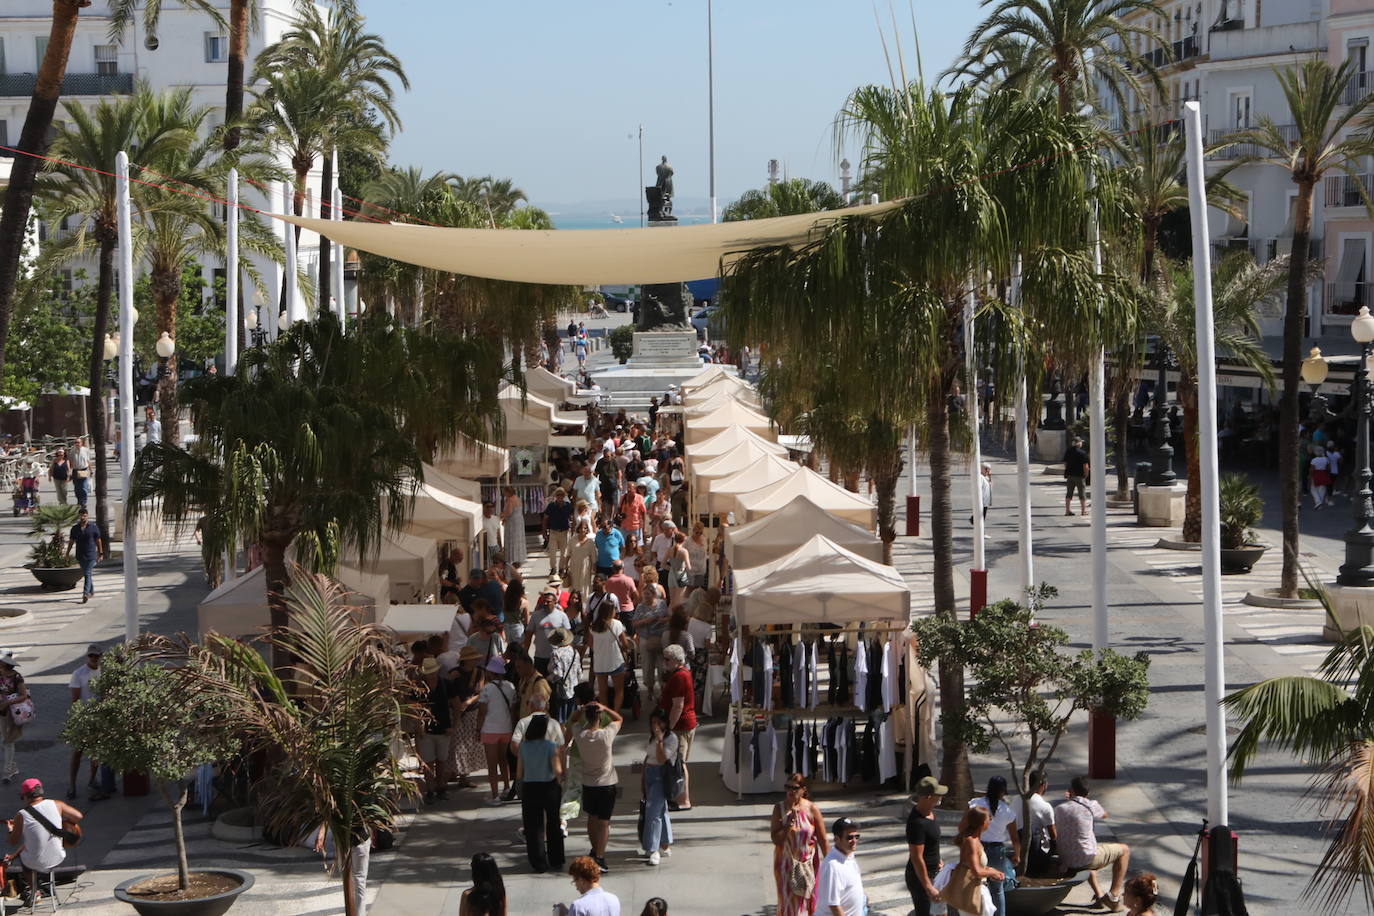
[703,452,799,517]
[686,401,775,444]
[682,364,736,390]
[526,365,576,400]
[401,465,483,543]
[725,494,883,569]
[691,438,788,485]
[685,388,761,416]
[354,530,439,603]
[433,436,506,479]
[736,465,877,528]
[733,534,909,627]
[278,198,901,285]
[688,425,788,462]
[683,376,759,407]
[498,387,586,447]
[382,603,458,639]
[196,565,388,641]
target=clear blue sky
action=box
[358,1,985,214]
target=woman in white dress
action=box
[500,486,527,564]
[566,521,597,597]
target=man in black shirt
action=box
[905,776,946,916]
[438,546,464,603]
[543,487,575,578]
[1063,436,1090,517]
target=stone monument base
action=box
[1035,428,1067,463]
[628,330,701,369]
[1137,483,1186,527]
[1324,582,1374,641]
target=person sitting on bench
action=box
[5,778,83,907]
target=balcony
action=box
[0,72,134,98]
[1207,21,1323,63]
[1345,71,1374,107]
[1325,174,1374,208]
[1328,282,1370,316]
[1207,125,1300,160]
[1254,237,1324,262]
[1137,34,1200,70]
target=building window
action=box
[0,38,7,75]
[204,33,229,63]
[35,37,48,68]
[1230,91,1252,129]
[94,45,117,75]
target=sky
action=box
[359,1,986,216]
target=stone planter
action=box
[29,565,82,591]
[1007,877,1084,916]
[1220,544,1267,574]
[113,868,254,916]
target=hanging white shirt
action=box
[730,635,743,703]
[761,643,774,710]
[853,640,868,711]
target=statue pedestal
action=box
[1137,483,1186,527]
[1035,428,1067,463]
[628,331,702,369]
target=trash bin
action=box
[1133,462,1152,516]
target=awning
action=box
[725,494,883,569]
[689,425,788,461]
[683,374,758,406]
[401,466,483,543]
[196,565,388,641]
[736,465,877,528]
[686,401,775,444]
[733,535,909,627]
[691,438,789,486]
[702,452,800,517]
[433,436,506,479]
[352,530,440,604]
[382,602,457,639]
[499,387,586,447]
[683,364,736,390]
[686,388,762,416]
[277,198,902,285]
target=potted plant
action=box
[61,645,252,915]
[26,503,82,590]
[609,323,634,363]
[1219,473,1267,572]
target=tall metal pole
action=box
[1089,172,1109,653]
[639,124,645,229]
[966,284,985,570]
[115,152,139,642]
[1012,256,1034,595]
[332,184,346,328]
[225,168,239,377]
[1185,101,1229,825]
[707,0,717,224]
[283,181,300,325]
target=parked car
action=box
[691,304,723,340]
[604,294,634,312]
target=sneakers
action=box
[659,847,671,857]
[1098,893,1124,912]
[595,856,609,873]
[485,795,503,807]
[646,850,661,866]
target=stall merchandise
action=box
[725,494,882,569]
[735,466,878,529]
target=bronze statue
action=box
[647,156,674,220]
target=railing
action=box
[1137,34,1200,70]
[1327,282,1370,316]
[1345,70,1374,107]
[1326,174,1374,208]
[1207,124,1298,160]
[1254,237,1324,262]
[0,73,134,97]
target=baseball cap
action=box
[832,817,861,836]
[913,776,949,799]
[19,779,41,797]
[86,644,103,656]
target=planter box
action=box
[1220,544,1267,574]
[113,868,254,916]
[30,566,82,591]
[1007,877,1085,916]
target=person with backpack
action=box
[546,628,580,723]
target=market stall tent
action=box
[433,436,506,479]
[685,388,762,416]
[686,400,775,445]
[682,363,737,390]
[702,452,800,517]
[691,438,790,488]
[688,424,788,462]
[732,535,909,627]
[196,564,389,641]
[356,530,439,604]
[525,366,598,406]
[382,603,458,641]
[683,373,758,405]
[402,471,482,544]
[498,387,586,447]
[736,465,878,529]
[725,494,883,569]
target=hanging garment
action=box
[762,643,774,711]
[859,719,878,783]
[751,726,764,778]
[778,636,794,708]
[879,713,898,782]
[793,641,806,710]
[881,638,896,712]
[809,643,821,710]
[865,640,883,711]
[853,640,869,712]
[751,641,765,704]
[807,721,820,777]
[730,635,743,703]
[764,721,779,780]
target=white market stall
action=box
[433,436,507,480]
[736,466,878,529]
[732,535,910,627]
[683,373,758,405]
[402,474,482,548]
[690,438,790,490]
[688,425,788,462]
[686,401,776,446]
[702,452,800,517]
[196,564,390,642]
[526,366,600,406]
[498,387,586,447]
[682,363,737,390]
[724,494,883,569]
[356,530,440,604]
[382,602,459,641]
[685,387,762,415]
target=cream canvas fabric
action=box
[736,465,877,528]
[197,565,387,640]
[683,374,759,406]
[433,436,505,479]
[277,199,901,285]
[702,452,799,517]
[691,438,788,485]
[732,534,908,626]
[725,494,883,569]
[685,400,774,444]
[687,425,787,462]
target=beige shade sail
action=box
[433,436,506,479]
[196,565,388,641]
[691,438,789,487]
[733,534,909,627]
[736,465,877,529]
[277,198,901,286]
[688,425,788,462]
[686,401,775,445]
[725,494,883,569]
[703,452,799,517]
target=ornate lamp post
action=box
[1340,307,1374,586]
[154,331,175,379]
[1148,341,1176,485]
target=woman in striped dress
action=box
[769,773,828,915]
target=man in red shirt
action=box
[658,643,697,810]
[604,560,639,613]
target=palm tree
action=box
[154,572,419,916]
[1145,252,1285,541]
[958,0,1167,115]
[253,2,407,309]
[128,313,507,655]
[450,175,530,224]
[1223,619,1374,914]
[722,178,846,221]
[1231,58,1374,597]
[33,86,198,550]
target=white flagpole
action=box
[225,168,239,376]
[1011,256,1034,595]
[1184,100,1229,826]
[115,151,139,641]
[966,284,985,571]
[333,183,345,328]
[284,180,300,326]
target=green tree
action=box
[128,313,507,655]
[0,273,90,407]
[61,645,234,892]
[912,585,1151,841]
[722,178,845,221]
[1231,58,1374,597]
[33,86,199,550]
[154,572,420,916]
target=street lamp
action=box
[278,311,289,332]
[155,331,175,379]
[1148,341,1176,485]
[1340,306,1374,586]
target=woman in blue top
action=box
[516,713,565,873]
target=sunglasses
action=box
[842,833,861,841]
[785,784,803,792]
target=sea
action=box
[551,213,715,230]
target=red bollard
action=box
[1088,708,1117,778]
[905,494,920,536]
[970,568,988,618]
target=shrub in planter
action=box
[609,324,634,363]
[28,504,78,569]
[1219,473,1263,549]
[61,645,237,907]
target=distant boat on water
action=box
[609,214,624,224]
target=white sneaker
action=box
[647,851,661,866]
[485,796,502,807]
[659,847,671,857]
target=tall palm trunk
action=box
[339,844,358,916]
[871,429,902,565]
[88,232,115,554]
[0,0,85,387]
[927,386,972,805]
[152,266,181,446]
[1279,181,1315,597]
[223,0,250,152]
[319,152,334,312]
[260,533,293,669]
[1180,373,1201,543]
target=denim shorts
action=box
[597,663,626,677]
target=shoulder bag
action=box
[942,862,984,914]
[24,804,81,848]
[7,694,34,726]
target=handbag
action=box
[786,853,816,898]
[663,751,686,799]
[7,696,34,727]
[942,863,985,915]
[636,798,646,839]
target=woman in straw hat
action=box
[448,646,487,789]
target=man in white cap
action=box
[650,520,677,574]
